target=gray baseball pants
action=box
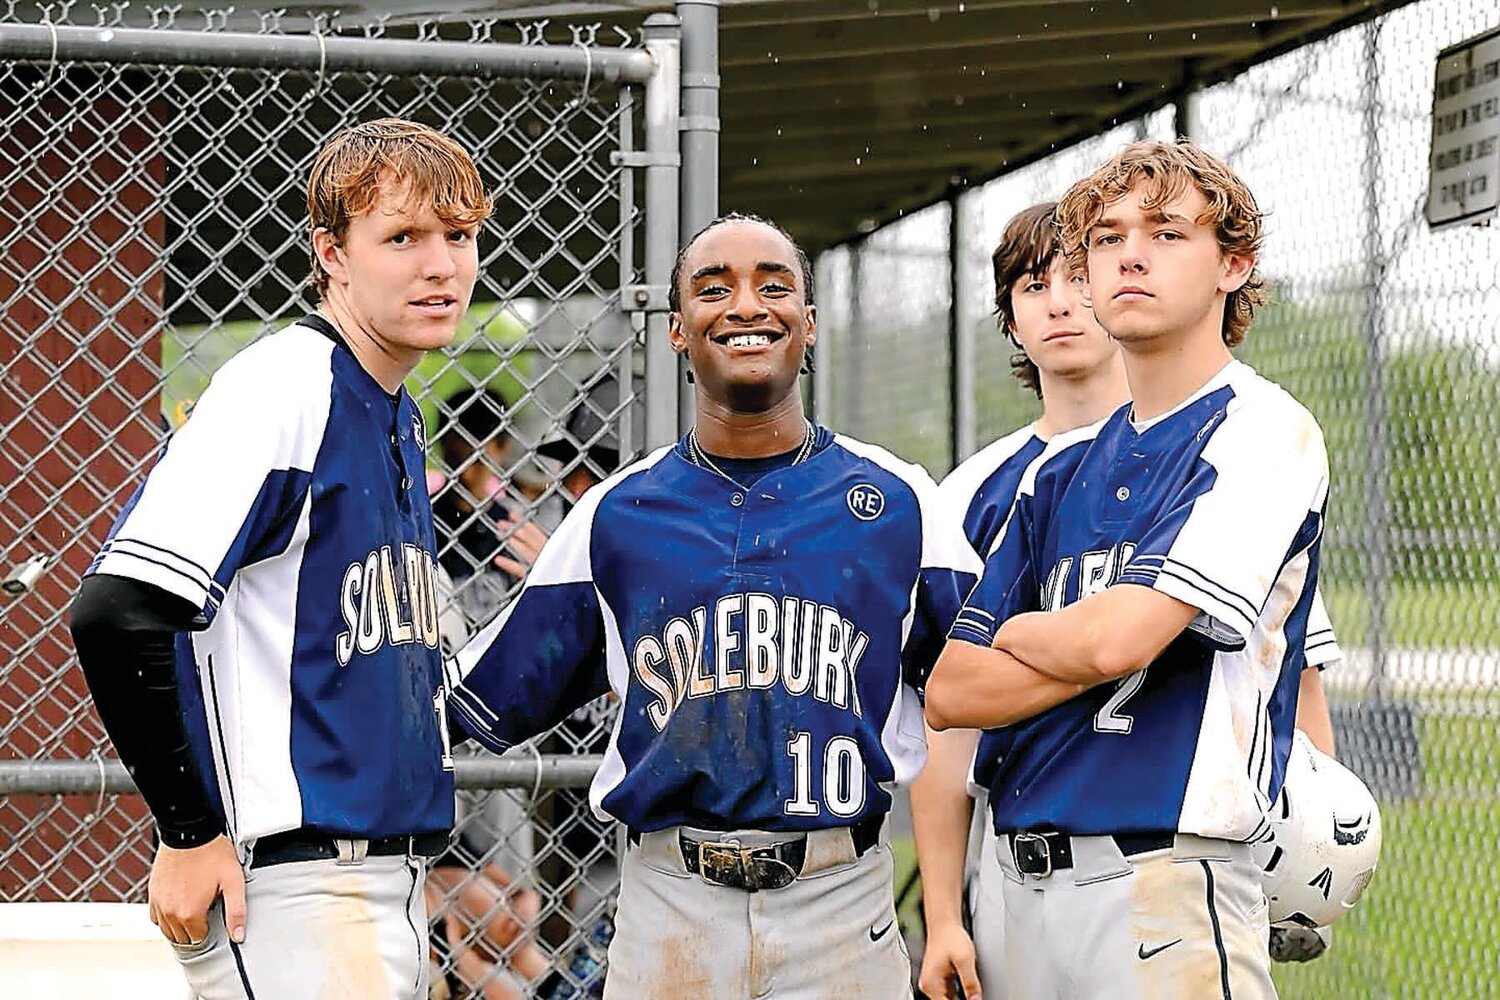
[169,851,429,999]
[603,825,913,999]
[985,831,1274,1000]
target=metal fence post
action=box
[642,13,683,450]
[676,0,719,434]
[949,190,977,467]
[1360,18,1390,695]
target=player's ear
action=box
[1217,249,1254,295]
[802,304,817,348]
[312,227,348,287]
[668,311,687,354]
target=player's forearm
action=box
[926,639,1088,730]
[69,575,225,849]
[993,585,1200,685]
[910,726,979,927]
[1296,667,1337,756]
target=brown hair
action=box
[991,202,1059,398]
[1055,140,1265,347]
[306,118,494,296]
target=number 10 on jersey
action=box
[784,731,866,818]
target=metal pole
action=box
[0,22,654,82]
[1174,86,1196,140]
[676,1,719,239]
[0,756,604,795]
[642,14,683,451]
[949,190,977,467]
[676,0,720,434]
[1359,19,1390,695]
[848,238,867,435]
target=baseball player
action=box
[68,119,491,999]
[913,202,1345,999]
[444,212,978,999]
[926,140,1332,999]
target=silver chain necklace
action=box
[687,419,816,487]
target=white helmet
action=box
[1254,731,1382,928]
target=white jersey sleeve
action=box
[89,330,331,616]
[1118,390,1330,646]
[1304,586,1342,669]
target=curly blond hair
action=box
[306,118,494,296]
[1056,140,1265,347]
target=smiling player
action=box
[445,212,977,999]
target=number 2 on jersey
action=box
[785,731,866,818]
[1094,667,1147,734]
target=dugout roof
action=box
[197,0,1423,252]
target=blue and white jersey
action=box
[89,318,453,847]
[447,428,980,833]
[940,422,1047,578]
[951,361,1330,842]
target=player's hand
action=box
[493,518,549,579]
[918,920,982,999]
[148,835,247,946]
[1268,922,1331,963]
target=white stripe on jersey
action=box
[1180,523,1318,840]
[589,586,634,820]
[194,488,314,843]
[93,324,335,613]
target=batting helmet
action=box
[1254,731,1382,928]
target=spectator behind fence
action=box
[432,373,645,999]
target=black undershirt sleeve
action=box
[69,574,225,849]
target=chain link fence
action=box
[815,1,1500,996]
[0,7,673,997]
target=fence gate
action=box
[0,8,682,997]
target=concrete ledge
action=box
[0,903,187,998]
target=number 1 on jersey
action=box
[433,686,455,770]
[785,730,866,818]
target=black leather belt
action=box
[675,815,883,892]
[251,828,450,870]
[1009,830,1175,877]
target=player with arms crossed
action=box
[445,213,977,999]
[925,141,1332,999]
[69,119,490,999]
[914,202,1345,999]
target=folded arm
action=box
[925,639,1089,731]
[991,584,1200,687]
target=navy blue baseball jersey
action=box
[446,427,979,833]
[950,361,1330,842]
[940,423,1047,578]
[89,318,454,845]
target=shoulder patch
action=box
[846,483,885,521]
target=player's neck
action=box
[692,391,809,458]
[1120,323,1233,422]
[1035,364,1130,439]
[317,300,422,396]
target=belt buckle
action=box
[1013,832,1052,879]
[743,847,798,891]
[696,840,748,890]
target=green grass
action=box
[1321,581,1500,648]
[892,706,1500,999]
[1273,707,1500,999]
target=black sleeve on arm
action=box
[69,574,225,849]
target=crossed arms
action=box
[924,583,1198,731]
